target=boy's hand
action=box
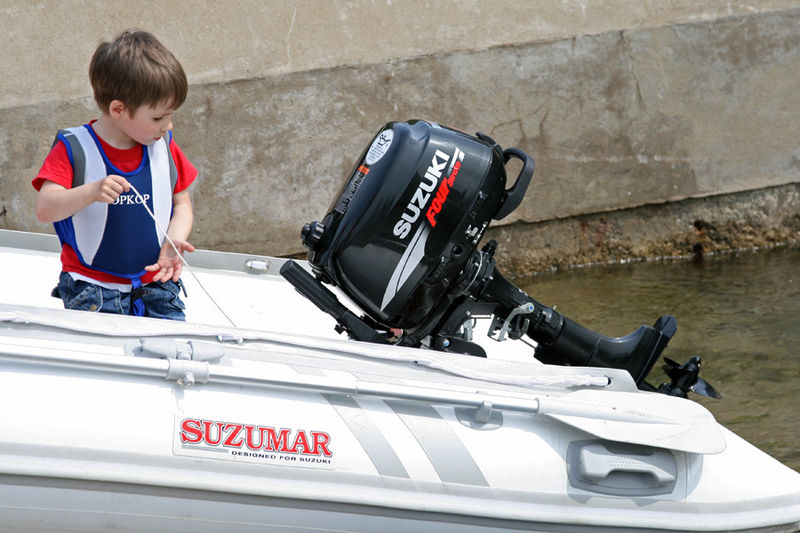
[145,238,196,282]
[35,176,131,224]
[94,175,131,204]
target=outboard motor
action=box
[281,120,678,387]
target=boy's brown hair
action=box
[89,30,188,115]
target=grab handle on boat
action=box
[566,440,679,496]
[579,443,676,485]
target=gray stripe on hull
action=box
[388,401,489,487]
[324,393,410,479]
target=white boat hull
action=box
[1,229,799,532]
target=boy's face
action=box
[117,101,176,146]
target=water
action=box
[515,246,800,472]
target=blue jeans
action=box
[55,271,186,321]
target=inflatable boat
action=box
[1,120,799,532]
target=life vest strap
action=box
[130,278,146,317]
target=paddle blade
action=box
[538,389,727,455]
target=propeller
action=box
[659,355,722,399]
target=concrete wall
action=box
[2,1,799,273]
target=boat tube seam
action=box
[0,309,613,389]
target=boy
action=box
[32,30,197,320]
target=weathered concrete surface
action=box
[487,183,800,275]
[2,3,799,275]
[3,1,796,108]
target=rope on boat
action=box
[129,184,238,328]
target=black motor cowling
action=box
[302,120,532,329]
[283,119,682,389]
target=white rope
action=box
[129,184,238,328]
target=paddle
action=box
[208,366,727,455]
[536,389,726,454]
